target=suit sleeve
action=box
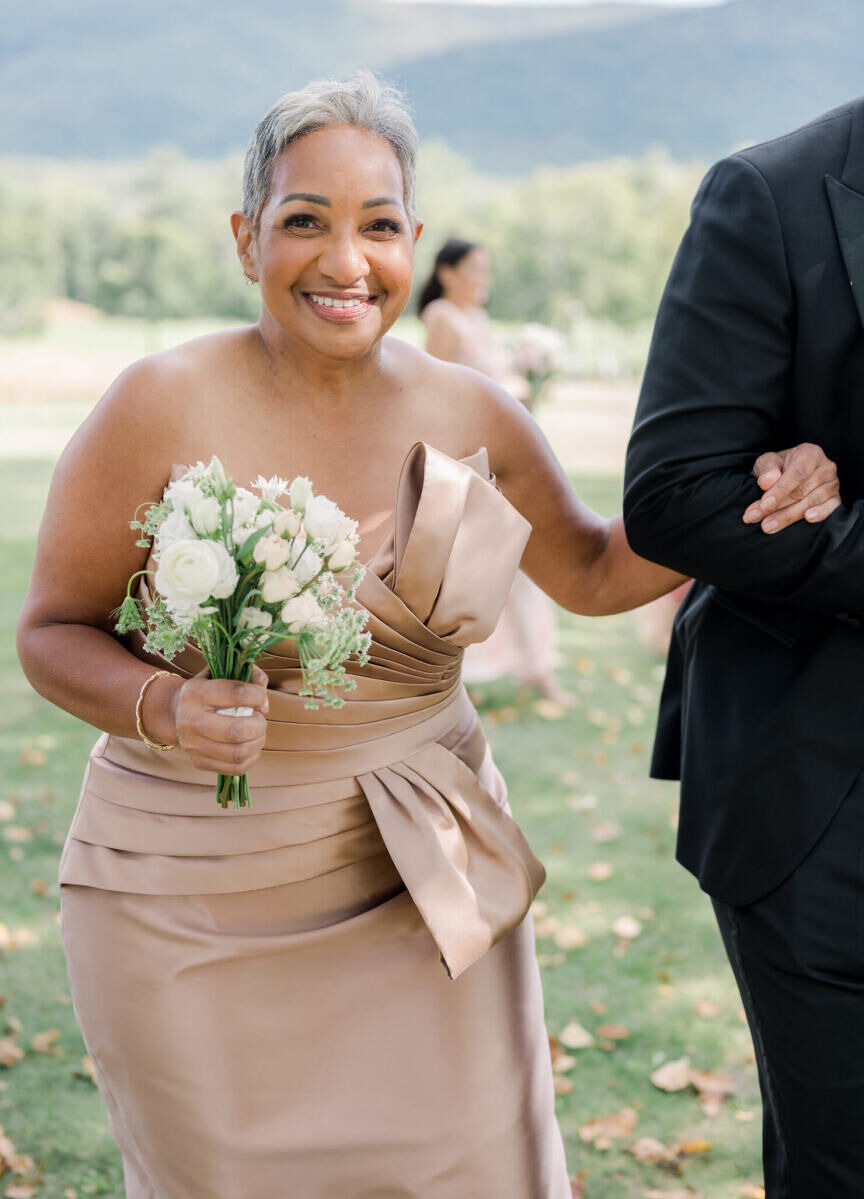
[624,153,864,620]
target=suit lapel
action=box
[827,102,864,332]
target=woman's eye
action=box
[283,213,320,231]
[366,218,402,237]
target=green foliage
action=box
[0,146,704,331]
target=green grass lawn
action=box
[0,460,763,1199]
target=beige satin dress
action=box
[59,444,571,1199]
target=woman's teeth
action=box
[309,294,369,308]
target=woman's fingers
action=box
[745,444,838,525]
[761,491,842,533]
[174,668,270,772]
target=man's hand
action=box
[743,443,840,533]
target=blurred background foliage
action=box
[0,143,703,347]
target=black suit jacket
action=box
[623,97,864,905]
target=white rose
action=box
[253,534,291,572]
[155,506,196,552]
[273,508,303,538]
[328,537,357,571]
[303,495,348,543]
[281,592,324,633]
[155,539,224,606]
[255,509,275,530]
[260,567,300,605]
[288,476,313,512]
[237,606,273,632]
[189,496,222,536]
[210,540,240,599]
[291,548,323,586]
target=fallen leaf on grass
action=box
[28,880,49,898]
[651,1058,691,1092]
[579,1107,638,1149]
[554,1075,574,1096]
[588,861,613,881]
[629,1137,678,1166]
[534,916,561,939]
[0,1042,23,1069]
[674,1139,712,1156]
[693,1000,721,1018]
[73,1056,97,1086]
[612,915,643,941]
[554,924,588,950]
[643,1191,702,1199]
[592,820,620,844]
[5,1185,39,1198]
[560,1022,595,1050]
[18,747,47,768]
[688,1068,735,1116]
[30,1030,61,1056]
[569,793,598,811]
[735,1110,756,1123]
[570,1171,587,1198]
[533,700,568,721]
[4,1019,21,1037]
[596,1023,630,1041]
[736,1187,765,1198]
[1,828,32,845]
[0,804,15,823]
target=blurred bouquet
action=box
[115,457,371,808]
[513,322,565,410]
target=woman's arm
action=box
[422,302,463,364]
[472,378,839,617]
[16,357,267,774]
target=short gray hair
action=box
[242,72,418,225]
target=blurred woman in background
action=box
[419,239,573,706]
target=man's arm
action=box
[624,153,864,619]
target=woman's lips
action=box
[302,293,378,323]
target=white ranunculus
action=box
[328,537,357,571]
[253,534,291,572]
[288,476,313,513]
[164,478,205,511]
[281,592,324,633]
[231,487,262,535]
[155,539,224,607]
[155,506,196,551]
[210,540,240,599]
[303,495,348,543]
[291,548,323,586]
[237,606,273,632]
[260,567,300,605]
[252,474,289,502]
[273,508,303,538]
[189,496,222,536]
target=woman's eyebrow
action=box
[362,196,401,209]
[277,192,330,207]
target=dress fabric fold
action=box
[59,443,571,1198]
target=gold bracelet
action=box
[135,670,178,751]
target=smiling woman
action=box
[14,70,842,1199]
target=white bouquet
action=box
[115,457,371,809]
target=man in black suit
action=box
[624,97,864,1195]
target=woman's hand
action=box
[169,665,270,776]
[744,443,840,533]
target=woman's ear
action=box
[231,211,258,283]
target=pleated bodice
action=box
[60,443,545,978]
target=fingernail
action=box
[805,509,818,520]
[763,518,778,533]
[743,509,760,523]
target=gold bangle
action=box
[135,670,178,751]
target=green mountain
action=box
[1,0,860,168]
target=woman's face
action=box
[234,125,421,361]
[440,248,490,308]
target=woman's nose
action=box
[317,234,370,286]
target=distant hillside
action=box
[393,0,864,170]
[1,0,862,168]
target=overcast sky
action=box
[386,1,722,7]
